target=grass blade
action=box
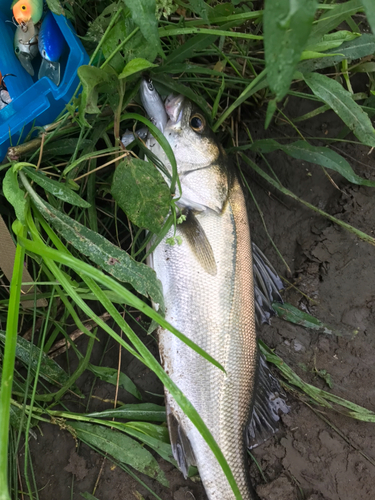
[0,223,26,500]
[241,139,375,186]
[86,403,166,422]
[241,153,375,246]
[309,0,364,43]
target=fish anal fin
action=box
[247,355,290,449]
[180,210,217,276]
[166,401,196,478]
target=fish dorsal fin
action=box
[166,400,196,478]
[252,242,284,325]
[179,210,217,276]
[247,355,290,449]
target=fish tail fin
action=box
[247,354,289,449]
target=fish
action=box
[14,22,39,76]
[145,88,287,499]
[12,0,43,25]
[38,12,66,86]
[139,77,168,132]
[121,78,167,148]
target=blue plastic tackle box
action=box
[0,0,89,159]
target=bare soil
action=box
[26,95,375,500]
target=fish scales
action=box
[155,177,256,498]
[148,96,258,498]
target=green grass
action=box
[2,0,375,498]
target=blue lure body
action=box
[38,12,66,85]
[38,12,65,63]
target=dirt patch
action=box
[26,98,375,499]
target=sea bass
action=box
[146,90,286,499]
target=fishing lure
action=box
[12,0,43,25]
[38,12,66,86]
[14,23,39,76]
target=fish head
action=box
[140,77,158,103]
[164,95,223,172]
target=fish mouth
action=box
[165,94,184,124]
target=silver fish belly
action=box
[148,96,257,499]
[153,178,257,499]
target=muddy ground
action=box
[25,93,375,500]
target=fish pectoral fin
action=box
[167,404,196,478]
[247,354,290,449]
[179,210,217,276]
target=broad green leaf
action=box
[45,0,64,15]
[112,159,171,232]
[164,34,218,66]
[305,31,360,52]
[88,364,142,400]
[78,66,120,125]
[116,424,176,465]
[125,421,169,442]
[24,168,90,208]
[264,0,318,100]
[308,0,364,44]
[272,302,337,334]
[122,0,163,57]
[299,34,375,73]
[87,403,166,421]
[0,333,80,390]
[69,422,169,486]
[247,139,375,186]
[102,18,158,73]
[31,197,164,309]
[300,51,342,61]
[352,61,375,73]
[119,58,158,79]
[186,0,213,21]
[85,3,121,43]
[304,72,375,147]
[360,0,375,34]
[3,167,28,225]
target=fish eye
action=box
[190,114,205,133]
[21,4,26,10]
[147,80,154,91]
[42,50,46,58]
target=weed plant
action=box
[1,0,375,498]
